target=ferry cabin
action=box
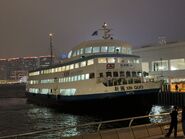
[27,40,158,97]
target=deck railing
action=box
[0,112,182,139]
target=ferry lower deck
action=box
[26,88,159,118]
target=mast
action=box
[100,22,112,39]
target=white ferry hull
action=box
[26,88,159,117]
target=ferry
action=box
[26,23,161,117]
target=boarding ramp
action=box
[0,112,182,139]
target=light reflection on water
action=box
[0,98,99,138]
[0,98,175,138]
[149,105,173,123]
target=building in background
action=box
[133,41,185,92]
[0,55,56,83]
[0,59,8,81]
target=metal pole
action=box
[49,33,53,65]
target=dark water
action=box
[0,98,172,139]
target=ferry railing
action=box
[0,112,181,139]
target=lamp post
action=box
[49,33,54,65]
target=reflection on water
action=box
[149,105,173,123]
[0,98,176,138]
[0,98,99,138]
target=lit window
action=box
[85,47,92,53]
[170,59,185,71]
[61,66,65,71]
[75,63,79,68]
[80,61,86,67]
[78,75,81,80]
[72,51,76,57]
[107,57,115,63]
[68,51,72,58]
[76,50,80,55]
[66,65,70,70]
[51,68,55,73]
[98,58,107,63]
[93,47,100,53]
[80,48,84,55]
[121,47,127,54]
[71,76,74,82]
[74,76,77,81]
[81,74,85,80]
[127,48,132,54]
[85,74,89,79]
[69,64,74,70]
[101,46,108,52]
[152,60,168,71]
[87,59,94,65]
[117,58,124,63]
[108,46,115,53]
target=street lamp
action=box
[49,33,54,65]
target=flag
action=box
[92,30,98,36]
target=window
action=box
[132,71,137,77]
[65,65,70,71]
[93,47,100,53]
[121,47,127,54]
[99,73,103,77]
[80,61,86,67]
[126,71,131,77]
[107,57,115,63]
[118,58,124,63]
[170,59,185,71]
[75,63,79,68]
[85,74,89,79]
[87,59,94,65]
[113,72,118,77]
[81,74,85,80]
[108,46,115,53]
[69,64,74,70]
[80,48,84,55]
[106,72,112,77]
[152,60,168,71]
[98,58,107,63]
[68,51,72,58]
[76,50,80,55]
[120,71,125,77]
[89,73,95,79]
[85,47,92,53]
[60,88,76,96]
[127,48,132,54]
[72,51,77,57]
[101,46,108,52]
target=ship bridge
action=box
[67,23,133,60]
[67,39,133,60]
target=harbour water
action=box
[0,98,172,139]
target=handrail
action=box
[0,112,180,139]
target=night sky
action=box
[0,0,185,58]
